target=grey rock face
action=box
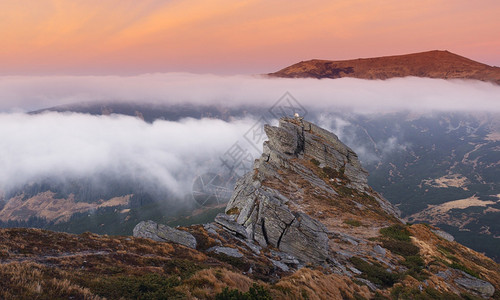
[431,229,455,242]
[454,272,495,298]
[225,173,329,264]
[215,213,248,239]
[133,220,197,249]
[207,246,244,258]
[223,117,401,264]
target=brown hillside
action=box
[269,50,500,84]
[1,118,499,299]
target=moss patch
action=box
[344,219,363,227]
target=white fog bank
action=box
[0,113,260,197]
[0,74,499,113]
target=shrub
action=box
[310,158,320,166]
[350,257,398,287]
[449,263,480,279]
[163,258,204,279]
[380,225,411,242]
[402,255,428,280]
[89,273,184,299]
[402,255,424,270]
[209,252,249,270]
[215,283,272,300]
[322,167,346,180]
[381,239,420,257]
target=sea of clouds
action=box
[1,73,499,113]
[0,74,498,200]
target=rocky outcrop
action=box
[224,117,400,264]
[133,220,197,249]
[127,117,499,299]
[437,269,496,299]
[454,273,495,299]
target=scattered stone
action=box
[355,278,378,291]
[215,213,248,239]
[431,229,455,242]
[133,220,197,249]
[348,266,362,275]
[207,246,244,258]
[270,250,300,265]
[270,259,290,272]
[373,245,386,256]
[203,223,219,236]
[236,237,262,255]
[336,250,354,258]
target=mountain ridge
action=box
[269,50,500,84]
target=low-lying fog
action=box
[0,74,499,201]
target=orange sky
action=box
[1,0,499,75]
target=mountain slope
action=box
[269,50,500,84]
[2,118,498,299]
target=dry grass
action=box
[0,262,102,300]
[0,228,213,299]
[409,224,500,291]
[179,268,255,298]
[272,268,371,300]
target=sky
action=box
[1,0,500,75]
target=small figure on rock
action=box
[294,112,303,121]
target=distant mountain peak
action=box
[269,50,500,84]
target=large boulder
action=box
[133,220,197,249]
[454,271,495,299]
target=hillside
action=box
[1,117,498,299]
[269,50,500,84]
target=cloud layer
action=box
[0,74,499,202]
[1,74,499,113]
[0,112,260,198]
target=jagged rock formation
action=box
[130,117,499,299]
[221,117,400,264]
